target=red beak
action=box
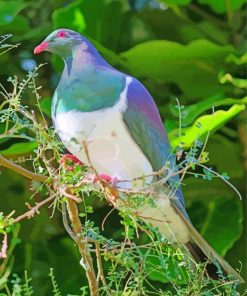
[34,41,49,54]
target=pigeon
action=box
[34,28,243,283]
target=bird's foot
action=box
[93,173,120,187]
[60,154,84,171]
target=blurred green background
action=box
[0,0,246,294]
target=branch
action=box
[59,187,82,203]
[95,241,109,294]
[61,202,75,240]
[0,155,48,182]
[13,193,57,223]
[66,198,99,296]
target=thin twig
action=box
[13,193,57,223]
[101,207,116,231]
[95,241,109,293]
[198,163,242,200]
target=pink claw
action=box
[93,173,119,186]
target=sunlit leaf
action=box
[170,95,247,126]
[169,104,245,148]
[0,141,38,156]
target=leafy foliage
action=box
[0,0,246,295]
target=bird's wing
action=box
[122,77,243,282]
[122,77,187,216]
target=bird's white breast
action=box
[54,77,153,188]
[53,76,190,243]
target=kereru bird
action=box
[34,29,243,283]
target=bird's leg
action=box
[93,173,120,187]
[92,173,120,206]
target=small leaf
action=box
[86,206,94,213]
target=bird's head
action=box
[34,29,88,58]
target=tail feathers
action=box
[185,220,244,283]
[186,241,228,280]
[172,204,244,283]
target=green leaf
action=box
[144,247,189,284]
[52,0,142,53]
[184,177,243,256]
[121,39,234,98]
[0,141,38,157]
[197,196,242,256]
[39,97,51,117]
[198,0,246,14]
[169,104,245,148]
[0,1,27,26]
[164,118,178,132]
[173,95,247,126]
[160,0,191,5]
[14,21,51,42]
[52,0,86,32]
[205,133,244,179]
[2,15,29,36]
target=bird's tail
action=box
[182,215,244,283]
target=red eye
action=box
[57,31,67,38]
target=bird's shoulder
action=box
[53,66,126,114]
